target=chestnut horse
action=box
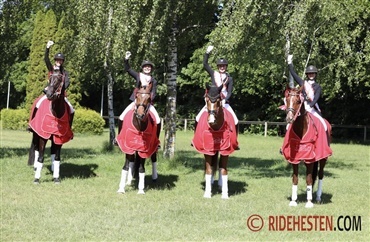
[282,86,331,207]
[192,84,238,199]
[28,71,73,184]
[116,83,159,194]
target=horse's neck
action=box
[292,109,308,139]
[132,115,148,131]
[51,96,65,119]
[210,108,225,131]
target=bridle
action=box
[285,89,305,122]
[47,73,65,100]
[206,93,221,124]
[134,87,151,121]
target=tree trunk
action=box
[163,19,178,159]
[104,6,116,147]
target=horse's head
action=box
[285,85,304,123]
[205,84,223,125]
[46,71,64,101]
[134,83,152,121]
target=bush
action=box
[73,108,105,135]
[0,109,29,130]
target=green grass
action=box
[1,129,369,241]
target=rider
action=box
[195,45,239,148]
[287,54,328,134]
[38,40,75,120]
[117,51,161,143]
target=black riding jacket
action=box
[45,48,70,89]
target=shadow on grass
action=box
[46,162,99,179]
[145,174,179,191]
[200,180,248,197]
[286,192,333,205]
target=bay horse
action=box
[116,83,159,194]
[281,86,332,207]
[28,70,73,184]
[192,84,238,199]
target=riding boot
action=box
[69,112,74,128]
[191,121,198,147]
[326,130,330,146]
[114,120,123,146]
[235,124,240,150]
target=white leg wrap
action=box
[204,174,212,198]
[218,169,223,187]
[152,162,158,180]
[316,179,323,200]
[138,172,145,194]
[126,162,134,185]
[53,160,60,178]
[50,154,55,171]
[34,151,39,169]
[307,185,313,200]
[292,185,298,201]
[34,161,43,179]
[221,175,229,199]
[117,170,128,193]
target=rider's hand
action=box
[46,40,54,49]
[206,46,214,54]
[287,54,293,64]
[125,51,131,60]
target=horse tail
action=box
[28,140,35,166]
[312,161,318,188]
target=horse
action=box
[281,86,332,208]
[116,83,160,194]
[192,84,238,199]
[28,70,74,184]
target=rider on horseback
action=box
[287,55,328,134]
[38,40,74,121]
[194,45,239,149]
[117,51,161,144]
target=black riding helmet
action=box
[217,58,228,66]
[141,60,154,69]
[305,65,318,74]
[54,53,65,61]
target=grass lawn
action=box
[1,129,369,241]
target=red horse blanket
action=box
[29,95,73,145]
[282,113,332,164]
[192,109,238,156]
[116,110,159,158]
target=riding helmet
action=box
[305,65,318,74]
[54,53,65,61]
[217,58,228,66]
[141,60,154,69]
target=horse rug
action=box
[29,95,73,145]
[282,113,332,164]
[192,109,238,156]
[116,110,159,158]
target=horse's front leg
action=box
[305,162,314,208]
[34,137,47,184]
[204,155,213,198]
[316,158,327,202]
[289,164,299,206]
[137,156,146,195]
[50,141,62,184]
[117,154,134,193]
[218,155,229,199]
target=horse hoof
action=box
[125,180,132,186]
[33,179,40,184]
[305,201,314,208]
[289,201,297,207]
[221,194,229,199]
[203,192,212,198]
[53,178,61,184]
[117,188,125,194]
[137,190,145,195]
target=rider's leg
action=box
[224,104,240,150]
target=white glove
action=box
[287,54,293,64]
[206,45,214,54]
[46,40,54,49]
[125,51,131,60]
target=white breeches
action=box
[305,102,327,131]
[119,102,160,124]
[36,95,74,114]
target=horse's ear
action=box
[205,83,210,90]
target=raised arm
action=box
[44,44,53,72]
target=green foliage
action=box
[73,108,105,135]
[0,108,29,130]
